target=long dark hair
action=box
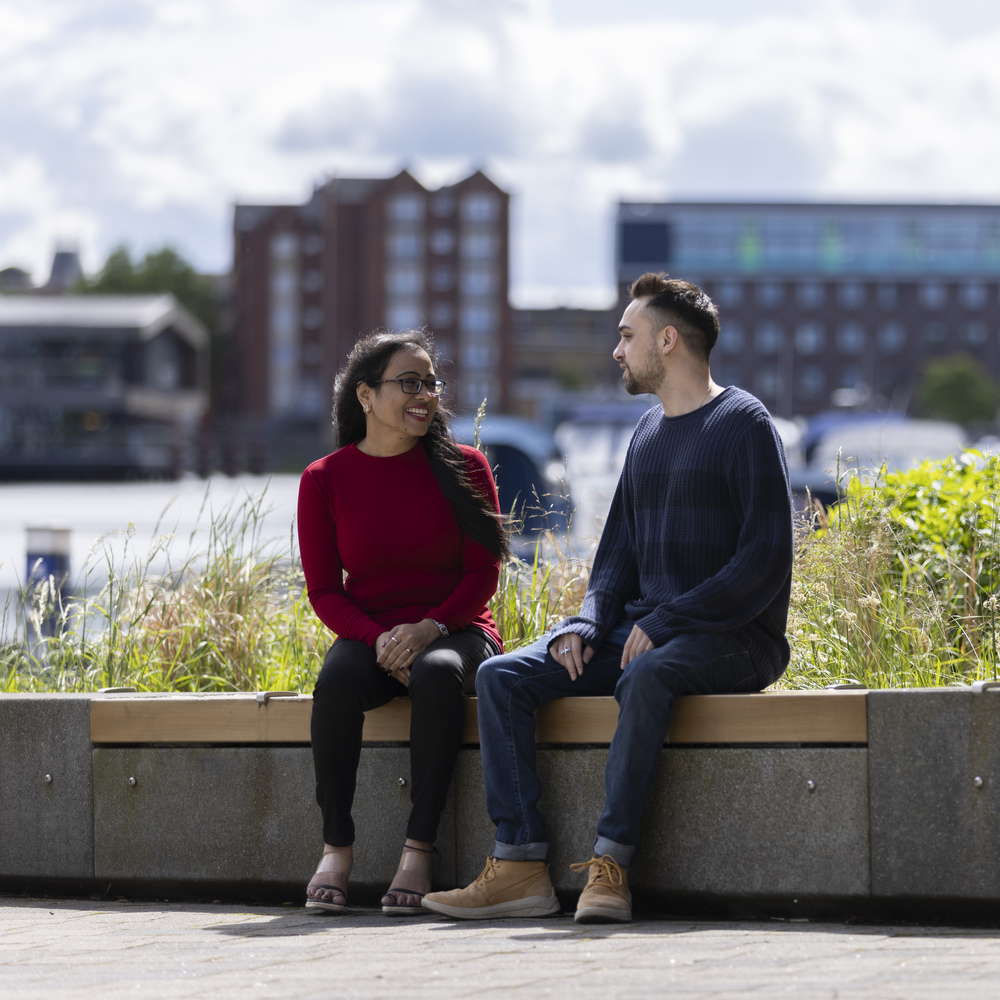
[334,330,510,560]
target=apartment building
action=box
[232,169,512,457]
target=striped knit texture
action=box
[555,386,794,682]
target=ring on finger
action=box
[390,637,400,644]
[405,647,412,653]
[560,646,571,654]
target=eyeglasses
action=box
[374,378,447,396]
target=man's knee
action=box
[474,653,508,700]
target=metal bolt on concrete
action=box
[2,897,1000,1000]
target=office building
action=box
[616,202,1000,416]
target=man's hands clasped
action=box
[375,619,442,685]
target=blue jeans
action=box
[475,624,762,866]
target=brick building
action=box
[616,202,1000,418]
[232,169,512,463]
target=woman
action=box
[297,330,507,915]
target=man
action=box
[423,272,793,923]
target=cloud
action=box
[2,0,1000,302]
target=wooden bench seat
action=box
[90,689,868,745]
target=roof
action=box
[0,294,209,348]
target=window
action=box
[620,222,670,264]
[839,365,862,389]
[876,283,898,309]
[754,367,781,398]
[754,322,784,354]
[796,282,824,309]
[797,365,825,399]
[461,193,499,223]
[430,266,455,292]
[302,270,323,293]
[463,379,492,407]
[270,270,296,297]
[430,302,455,328]
[836,323,865,354]
[838,282,865,309]
[432,193,456,217]
[460,266,497,296]
[960,283,987,309]
[387,193,424,222]
[795,322,825,355]
[461,344,493,370]
[921,321,947,346]
[715,282,743,307]
[877,322,906,353]
[270,232,299,261]
[962,321,988,346]
[270,303,296,337]
[303,233,324,256]
[919,283,947,309]
[756,282,784,308]
[302,306,323,329]
[387,232,422,259]
[717,361,742,386]
[386,265,423,296]
[386,303,423,329]
[460,233,498,260]
[429,228,456,255]
[460,304,497,334]
[716,324,744,354]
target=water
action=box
[1,475,301,636]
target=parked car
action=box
[450,415,571,542]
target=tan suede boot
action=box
[570,855,632,923]
[422,856,560,919]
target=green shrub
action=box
[782,451,1000,688]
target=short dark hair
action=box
[628,272,720,361]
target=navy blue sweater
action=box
[554,387,793,683]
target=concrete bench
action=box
[4,687,999,920]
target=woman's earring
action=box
[363,402,371,415]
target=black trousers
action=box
[311,629,496,846]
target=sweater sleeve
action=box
[548,451,639,651]
[425,446,503,632]
[296,465,386,647]
[635,415,793,645]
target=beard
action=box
[623,344,664,395]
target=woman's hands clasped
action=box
[375,619,442,685]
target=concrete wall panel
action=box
[0,695,94,879]
[636,747,871,899]
[93,747,456,895]
[869,688,1000,900]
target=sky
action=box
[3,0,1000,307]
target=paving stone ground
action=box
[2,896,1000,999]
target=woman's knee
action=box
[408,647,467,697]
[314,642,375,701]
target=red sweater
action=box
[297,440,503,649]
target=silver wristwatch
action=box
[430,619,449,637]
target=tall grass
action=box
[4,452,999,693]
[1,488,324,693]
